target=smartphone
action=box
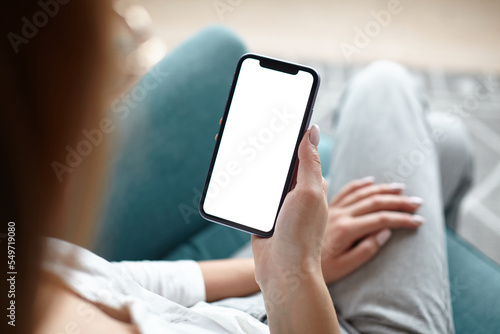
[199,54,320,237]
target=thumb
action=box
[296,124,323,190]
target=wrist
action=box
[257,257,323,294]
[200,258,259,302]
[261,273,339,334]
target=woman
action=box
[1,1,471,333]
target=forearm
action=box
[261,272,340,334]
[198,258,260,302]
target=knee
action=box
[427,112,474,172]
[351,60,416,93]
[202,25,247,54]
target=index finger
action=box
[329,177,375,207]
[337,183,406,207]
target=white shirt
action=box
[42,238,270,334]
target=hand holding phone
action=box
[199,54,320,236]
[251,125,330,292]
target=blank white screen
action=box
[203,58,314,233]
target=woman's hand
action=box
[251,125,328,288]
[252,125,341,334]
[321,178,424,284]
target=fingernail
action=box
[389,182,406,190]
[309,124,320,146]
[412,215,426,225]
[359,176,375,185]
[376,229,392,246]
[409,196,424,205]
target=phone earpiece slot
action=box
[259,59,299,75]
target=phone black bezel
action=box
[198,53,320,237]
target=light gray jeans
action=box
[216,61,473,334]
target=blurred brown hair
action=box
[0,1,114,332]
